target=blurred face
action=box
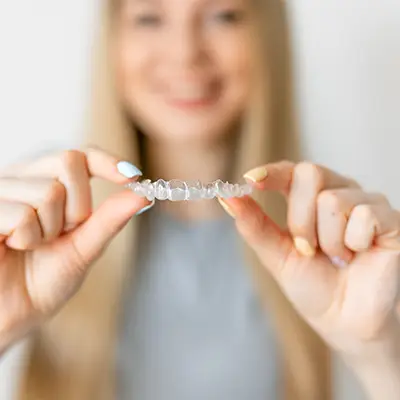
[114,0,253,144]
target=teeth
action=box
[126,180,252,202]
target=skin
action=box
[0,149,150,351]
[113,0,253,219]
[0,0,398,398]
[221,162,400,399]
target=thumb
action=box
[217,196,292,277]
[64,191,151,269]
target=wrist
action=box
[342,317,400,400]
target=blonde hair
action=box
[18,1,331,399]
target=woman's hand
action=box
[218,161,400,399]
[0,148,149,353]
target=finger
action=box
[0,178,66,242]
[317,189,388,263]
[36,182,65,241]
[42,151,90,230]
[218,195,340,315]
[243,161,295,194]
[285,163,359,256]
[244,162,359,256]
[345,205,400,251]
[2,151,90,230]
[5,149,142,231]
[217,196,292,277]
[62,192,151,272]
[0,201,42,250]
[243,161,359,196]
[5,147,142,184]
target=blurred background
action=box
[0,1,399,398]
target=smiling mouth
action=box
[166,96,218,110]
[165,83,221,110]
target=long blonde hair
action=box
[18,1,330,399]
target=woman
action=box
[0,0,399,399]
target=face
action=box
[114,0,254,144]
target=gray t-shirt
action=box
[117,206,279,400]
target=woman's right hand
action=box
[0,148,148,353]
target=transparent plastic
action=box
[126,179,253,201]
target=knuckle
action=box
[351,204,374,223]
[12,206,42,249]
[60,150,86,174]
[294,162,324,191]
[373,192,390,205]
[278,160,295,170]
[345,206,375,251]
[83,145,98,152]
[83,144,101,153]
[346,177,361,189]
[83,145,107,159]
[21,206,38,226]
[317,190,341,211]
[43,180,66,205]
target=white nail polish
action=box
[330,256,348,268]
[117,161,142,178]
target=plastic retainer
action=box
[126,179,253,201]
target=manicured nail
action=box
[243,166,268,183]
[217,197,236,218]
[330,256,348,268]
[294,237,315,257]
[136,200,155,216]
[117,161,142,178]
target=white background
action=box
[0,1,399,398]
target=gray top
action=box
[117,205,279,400]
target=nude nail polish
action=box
[294,237,315,257]
[243,166,268,183]
[217,197,236,218]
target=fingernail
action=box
[330,256,348,268]
[294,237,315,257]
[117,161,142,178]
[136,200,155,216]
[217,197,236,218]
[243,166,268,183]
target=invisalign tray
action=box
[126,179,253,201]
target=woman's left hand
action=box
[218,161,400,363]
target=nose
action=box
[164,23,206,70]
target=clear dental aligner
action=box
[126,179,253,201]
